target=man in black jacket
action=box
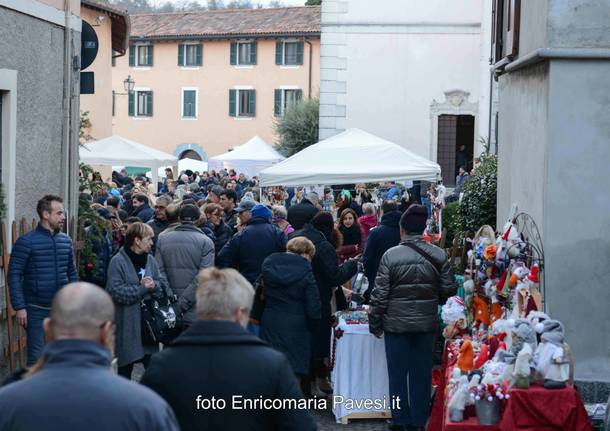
[147,195,171,254]
[362,200,402,302]
[287,192,320,230]
[131,193,154,223]
[141,268,315,431]
[369,205,455,431]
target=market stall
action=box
[258,128,441,186]
[330,307,391,424]
[207,136,284,178]
[79,135,177,192]
[428,216,591,431]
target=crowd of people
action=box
[2,165,458,431]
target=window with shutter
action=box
[146,91,153,116]
[296,41,304,65]
[248,90,255,117]
[178,44,184,66]
[275,41,283,65]
[196,44,203,66]
[182,90,197,118]
[505,0,521,58]
[135,45,153,67]
[284,42,299,65]
[229,89,237,116]
[230,42,237,65]
[147,46,153,66]
[274,89,282,117]
[249,42,257,65]
[128,91,134,116]
[134,90,153,117]
[129,45,135,66]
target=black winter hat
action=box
[180,204,200,223]
[400,204,428,234]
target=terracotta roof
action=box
[130,6,320,41]
[81,0,130,55]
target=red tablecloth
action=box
[428,342,592,431]
[499,384,592,431]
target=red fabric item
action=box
[499,385,592,431]
[445,416,500,431]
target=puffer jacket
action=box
[8,224,78,310]
[155,224,215,325]
[369,235,455,334]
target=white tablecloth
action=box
[331,325,391,422]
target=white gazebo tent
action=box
[259,128,441,186]
[79,135,178,191]
[208,136,284,178]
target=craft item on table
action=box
[448,375,470,422]
[441,296,467,339]
[472,294,491,327]
[513,343,533,388]
[535,320,570,389]
[474,343,490,370]
[511,320,538,356]
[463,278,475,307]
[496,269,508,295]
[467,374,482,404]
[527,311,551,343]
[498,221,525,259]
[525,264,543,314]
[457,339,475,373]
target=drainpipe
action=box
[61,0,73,230]
[304,39,313,99]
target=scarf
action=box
[339,224,361,246]
[125,246,148,280]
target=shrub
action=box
[457,154,498,233]
[274,98,319,157]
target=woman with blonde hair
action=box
[106,222,168,379]
[253,237,321,394]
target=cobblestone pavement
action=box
[133,364,387,430]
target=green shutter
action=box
[178,44,184,66]
[274,89,282,117]
[146,91,153,116]
[248,90,256,117]
[296,89,302,103]
[250,41,257,65]
[229,89,236,116]
[184,90,196,117]
[128,91,134,116]
[275,41,283,65]
[196,44,203,66]
[129,45,135,66]
[147,45,153,66]
[230,42,237,65]
[296,41,304,65]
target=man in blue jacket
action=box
[217,204,287,285]
[8,195,78,366]
[0,282,179,431]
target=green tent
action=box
[124,166,151,175]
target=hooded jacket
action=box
[358,214,378,248]
[258,253,321,375]
[287,199,319,231]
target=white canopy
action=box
[208,136,284,178]
[259,128,441,186]
[79,135,178,191]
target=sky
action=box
[156,0,306,7]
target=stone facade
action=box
[495,0,610,389]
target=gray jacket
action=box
[369,235,455,334]
[106,248,168,367]
[155,223,215,325]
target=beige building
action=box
[111,6,320,161]
[80,0,129,140]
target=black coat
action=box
[259,253,321,375]
[287,200,319,230]
[290,224,357,358]
[217,218,287,285]
[141,320,316,431]
[362,211,402,300]
[209,221,233,254]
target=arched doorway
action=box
[179,149,202,161]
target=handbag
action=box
[249,277,265,323]
[141,285,181,345]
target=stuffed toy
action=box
[442,296,467,339]
[474,343,489,370]
[535,320,570,389]
[457,339,475,373]
[513,343,533,388]
[448,375,470,422]
[473,295,491,326]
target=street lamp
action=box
[123,75,135,93]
